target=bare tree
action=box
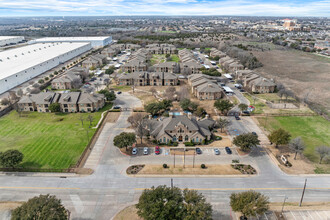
[79,115,85,127]
[85,87,93,93]
[164,87,177,101]
[87,115,94,127]
[29,81,35,85]
[104,78,110,87]
[149,87,157,95]
[288,137,305,160]
[16,89,23,97]
[8,91,19,103]
[12,103,22,117]
[315,146,330,164]
[94,82,100,92]
[0,98,10,106]
[32,83,40,88]
[127,113,148,143]
[72,78,82,89]
[30,88,41,94]
[177,86,189,101]
[217,117,230,133]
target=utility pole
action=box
[173,153,175,168]
[183,148,186,168]
[280,196,288,217]
[171,178,173,188]
[299,179,307,207]
[193,151,195,168]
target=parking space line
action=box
[290,211,297,220]
[307,211,315,220]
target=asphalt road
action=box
[0,92,329,220]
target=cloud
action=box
[0,0,329,16]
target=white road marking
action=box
[70,194,84,214]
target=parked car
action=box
[155,146,160,155]
[240,89,245,92]
[214,148,220,155]
[132,147,138,155]
[252,132,258,136]
[242,111,250,115]
[235,115,240,120]
[117,91,122,94]
[225,147,232,154]
[113,106,121,110]
[196,148,202,154]
[143,147,149,155]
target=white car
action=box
[132,147,138,155]
[143,147,149,155]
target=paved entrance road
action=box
[0,92,329,219]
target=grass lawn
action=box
[170,55,180,63]
[111,84,132,92]
[243,93,266,114]
[0,103,112,169]
[150,54,166,65]
[257,116,330,163]
[159,30,176,34]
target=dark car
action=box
[252,132,258,136]
[225,147,232,154]
[196,148,202,154]
[113,106,121,110]
[235,115,240,120]
[242,111,250,115]
[155,146,160,155]
[240,89,245,92]
[117,91,122,94]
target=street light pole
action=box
[173,153,175,168]
[281,195,288,217]
[299,179,307,207]
[193,151,195,168]
[183,148,185,168]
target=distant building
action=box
[0,36,25,47]
[51,72,82,90]
[29,36,112,48]
[0,42,91,95]
[188,74,224,100]
[18,92,105,113]
[117,71,179,86]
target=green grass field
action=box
[0,104,112,169]
[170,55,180,63]
[257,116,330,163]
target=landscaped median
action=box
[126,164,257,176]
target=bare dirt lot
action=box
[252,49,330,115]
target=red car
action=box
[155,146,160,155]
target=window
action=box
[185,135,188,141]
[159,139,162,143]
[173,136,177,142]
[163,137,166,142]
[196,137,199,142]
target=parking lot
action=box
[130,147,238,157]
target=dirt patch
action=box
[113,205,142,220]
[205,136,232,147]
[253,49,330,114]
[270,202,330,211]
[170,148,196,155]
[135,164,242,175]
[267,146,315,174]
[237,148,250,156]
[0,202,22,211]
[106,112,121,123]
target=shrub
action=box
[232,159,240,163]
[49,74,53,78]
[38,79,44,84]
[201,164,206,169]
[215,136,222,141]
[163,164,167,168]
[173,142,178,146]
[184,142,195,146]
[44,77,49,81]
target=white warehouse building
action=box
[29,36,112,48]
[0,42,91,94]
[0,36,25,47]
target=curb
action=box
[126,174,256,178]
[0,172,79,177]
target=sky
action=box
[0,0,329,17]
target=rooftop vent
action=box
[44,95,53,102]
[63,95,71,102]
